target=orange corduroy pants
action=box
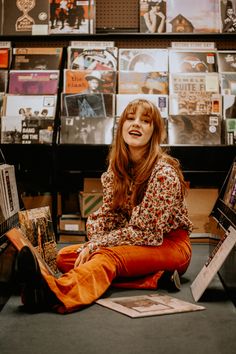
[43,229,192,314]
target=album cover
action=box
[116,94,168,118]
[96,293,205,318]
[8,70,60,95]
[118,71,168,95]
[68,47,118,70]
[220,0,236,33]
[169,73,221,115]
[169,50,218,73]
[61,93,115,118]
[60,116,115,144]
[223,94,236,118]
[0,116,22,144]
[2,0,50,36]
[220,73,236,95]
[0,48,11,69]
[4,94,57,118]
[0,70,8,92]
[64,69,117,94]
[139,0,166,33]
[12,47,63,70]
[225,118,236,145]
[0,164,20,219]
[49,0,91,34]
[168,115,222,145]
[0,92,5,116]
[217,51,236,72]
[1,116,54,144]
[118,48,168,72]
[166,0,221,33]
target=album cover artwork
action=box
[169,73,221,115]
[168,115,222,145]
[0,116,22,144]
[1,116,54,144]
[9,70,60,95]
[12,47,63,70]
[0,70,8,92]
[223,162,236,208]
[118,71,168,95]
[60,116,115,144]
[118,48,168,72]
[169,50,218,73]
[49,0,91,34]
[223,94,236,118]
[0,93,5,116]
[64,69,117,94]
[4,94,57,118]
[61,93,115,118]
[220,73,236,95]
[139,0,166,33]
[217,51,236,72]
[116,94,168,118]
[2,0,50,36]
[220,0,236,33]
[166,0,221,33]
[0,48,11,69]
[68,47,118,70]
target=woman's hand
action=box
[74,246,91,268]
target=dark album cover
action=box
[68,47,118,70]
[168,115,222,145]
[60,116,115,144]
[217,51,236,72]
[139,0,166,34]
[12,47,63,70]
[118,71,168,95]
[62,93,115,118]
[9,70,59,95]
[223,162,236,209]
[2,0,49,36]
[169,50,218,73]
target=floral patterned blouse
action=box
[86,159,193,250]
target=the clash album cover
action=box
[64,69,117,94]
[2,0,50,36]
[9,70,60,95]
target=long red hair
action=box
[108,99,187,210]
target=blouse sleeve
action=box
[86,163,189,249]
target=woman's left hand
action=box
[74,246,91,268]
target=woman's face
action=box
[122,105,154,154]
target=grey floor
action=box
[0,243,236,354]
